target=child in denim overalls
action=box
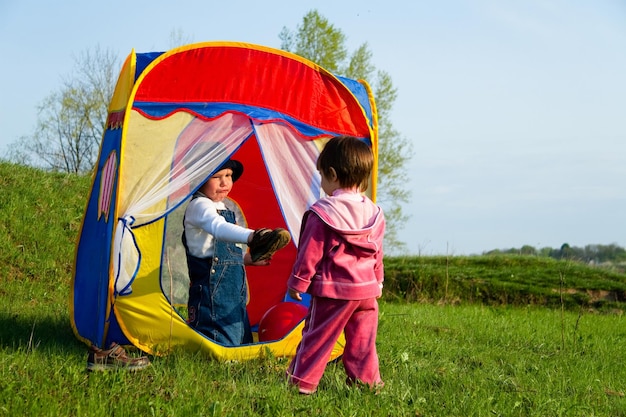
[182,159,290,346]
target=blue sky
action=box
[1,0,625,255]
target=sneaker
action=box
[248,228,291,262]
[86,343,151,372]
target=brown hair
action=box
[317,135,374,192]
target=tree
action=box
[280,10,413,253]
[7,34,196,173]
[9,46,119,173]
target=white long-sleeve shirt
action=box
[183,196,253,258]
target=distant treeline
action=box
[484,243,626,264]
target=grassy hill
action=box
[1,161,625,314]
[383,255,626,313]
[0,162,89,286]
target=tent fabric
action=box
[70,41,377,361]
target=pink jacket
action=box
[287,189,385,300]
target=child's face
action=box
[199,168,234,202]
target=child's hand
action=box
[244,252,270,266]
[288,288,302,301]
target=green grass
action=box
[1,161,626,416]
[2,301,625,416]
[0,162,87,283]
[383,255,626,312]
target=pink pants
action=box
[287,297,382,394]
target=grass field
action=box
[1,161,625,416]
[2,293,625,416]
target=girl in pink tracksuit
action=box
[287,135,385,394]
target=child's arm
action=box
[187,198,253,243]
[286,213,325,301]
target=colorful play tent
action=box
[70,41,378,361]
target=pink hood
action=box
[288,189,385,300]
[310,192,385,257]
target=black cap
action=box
[217,159,244,182]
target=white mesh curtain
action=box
[113,112,324,295]
[253,122,322,245]
[114,112,253,295]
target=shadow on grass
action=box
[0,312,84,353]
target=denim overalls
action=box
[183,207,252,346]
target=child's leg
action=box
[207,263,250,346]
[287,297,355,393]
[342,298,383,388]
[188,265,250,346]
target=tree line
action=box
[484,243,626,264]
